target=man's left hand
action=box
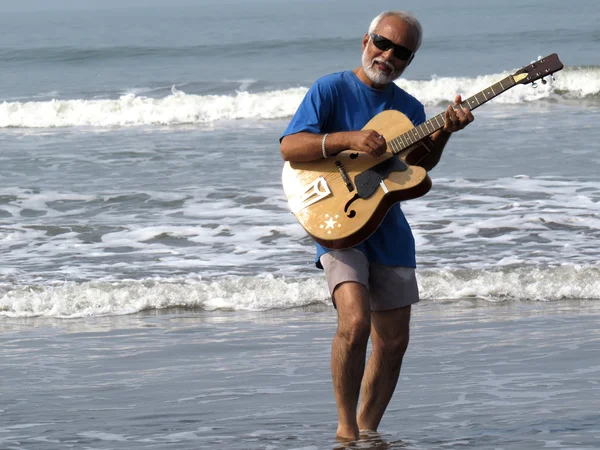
[443,95,474,133]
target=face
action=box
[361,17,419,86]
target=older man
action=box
[280,11,473,440]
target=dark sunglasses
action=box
[369,34,414,61]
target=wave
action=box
[1,66,598,128]
[1,265,598,318]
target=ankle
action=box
[336,424,359,441]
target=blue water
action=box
[1,0,599,306]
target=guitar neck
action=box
[389,74,518,154]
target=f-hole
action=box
[344,194,359,218]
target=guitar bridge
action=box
[335,161,354,192]
[288,176,332,214]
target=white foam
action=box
[1,266,598,318]
[0,88,306,128]
[0,275,330,318]
[0,66,596,128]
[419,265,600,303]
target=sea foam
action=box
[1,266,599,318]
[1,66,597,128]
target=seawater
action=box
[1,0,599,318]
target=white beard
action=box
[361,49,400,86]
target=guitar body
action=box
[282,110,432,249]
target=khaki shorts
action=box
[320,248,419,312]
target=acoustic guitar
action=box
[282,54,563,249]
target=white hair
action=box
[368,11,423,50]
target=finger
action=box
[375,134,387,153]
[371,133,386,145]
[464,108,475,122]
[454,94,463,106]
[457,107,474,128]
[448,105,459,121]
[364,137,380,151]
[444,106,458,130]
[455,107,467,122]
[365,137,386,156]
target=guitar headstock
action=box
[512,53,563,85]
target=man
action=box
[280,11,473,440]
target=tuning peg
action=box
[532,82,538,88]
[541,78,547,85]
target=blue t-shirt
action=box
[281,70,426,268]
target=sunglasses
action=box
[369,34,414,61]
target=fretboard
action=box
[388,75,517,155]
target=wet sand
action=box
[1,300,599,449]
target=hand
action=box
[346,130,387,157]
[443,95,474,133]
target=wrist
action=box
[321,133,329,158]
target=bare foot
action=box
[336,424,359,441]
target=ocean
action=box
[1,0,599,448]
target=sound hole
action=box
[349,153,359,159]
[344,194,360,218]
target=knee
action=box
[337,315,371,348]
[377,330,410,358]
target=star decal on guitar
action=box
[319,214,342,234]
[324,217,337,229]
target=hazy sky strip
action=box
[0,0,252,13]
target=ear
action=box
[361,33,369,52]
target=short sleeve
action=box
[280,80,334,142]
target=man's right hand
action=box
[344,130,387,157]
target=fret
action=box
[435,115,444,128]
[400,133,410,148]
[396,137,406,151]
[398,134,406,148]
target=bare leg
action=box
[357,305,411,431]
[331,281,371,440]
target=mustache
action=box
[370,58,395,72]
